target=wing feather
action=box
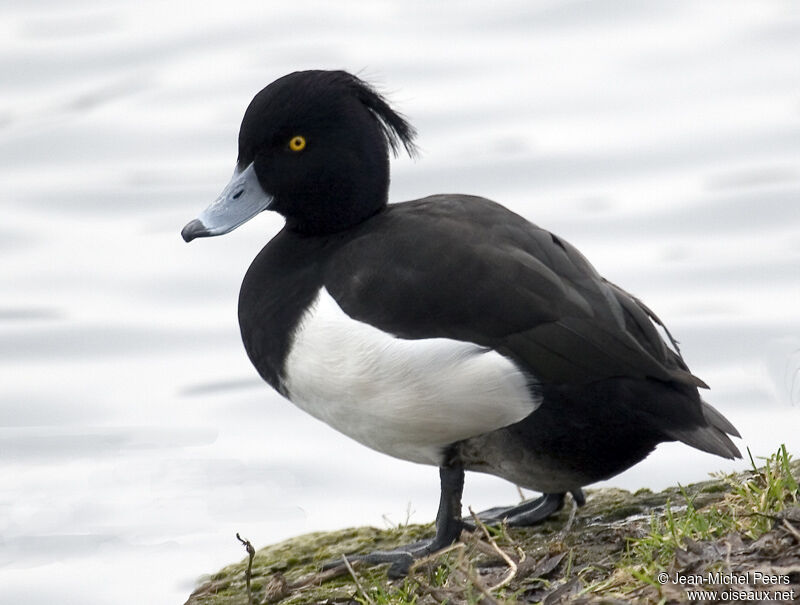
[325,195,704,387]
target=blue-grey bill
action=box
[181,162,273,242]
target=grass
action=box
[592,444,800,601]
[185,445,800,605]
[625,444,798,568]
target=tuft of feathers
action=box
[338,72,419,159]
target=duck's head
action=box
[182,70,417,240]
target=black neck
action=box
[237,228,335,392]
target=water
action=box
[2,1,799,603]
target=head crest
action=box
[339,72,418,159]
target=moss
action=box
[185,446,800,605]
[187,524,436,604]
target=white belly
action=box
[283,288,540,465]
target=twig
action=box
[291,565,349,588]
[559,494,579,538]
[408,541,467,574]
[457,558,501,605]
[463,534,505,559]
[268,557,368,596]
[515,545,526,567]
[407,542,472,604]
[467,507,518,591]
[783,518,800,542]
[341,555,376,605]
[236,533,256,605]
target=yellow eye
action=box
[288,135,306,152]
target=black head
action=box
[182,70,417,240]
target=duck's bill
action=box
[181,162,274,242]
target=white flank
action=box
[283,288,540,465]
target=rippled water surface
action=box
[2,2,799,603]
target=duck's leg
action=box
[474,488,585,527]
[324,466,466,578]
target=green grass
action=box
[592,444,800,600]
[731,444,800,536]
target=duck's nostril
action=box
[232,189,244,200]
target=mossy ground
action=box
[185,446,799,604]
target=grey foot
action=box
[474,489,585,527]
[322,535,451,578]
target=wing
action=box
[324,194,706,388]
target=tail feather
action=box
[666,400,741,460]
[701,399,741,438]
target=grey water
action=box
[1,1,799,603]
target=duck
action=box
[181,70,741,577]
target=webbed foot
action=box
[473,488,585,527]
[323,531,462,578]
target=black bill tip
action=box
[181,219,206,243]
